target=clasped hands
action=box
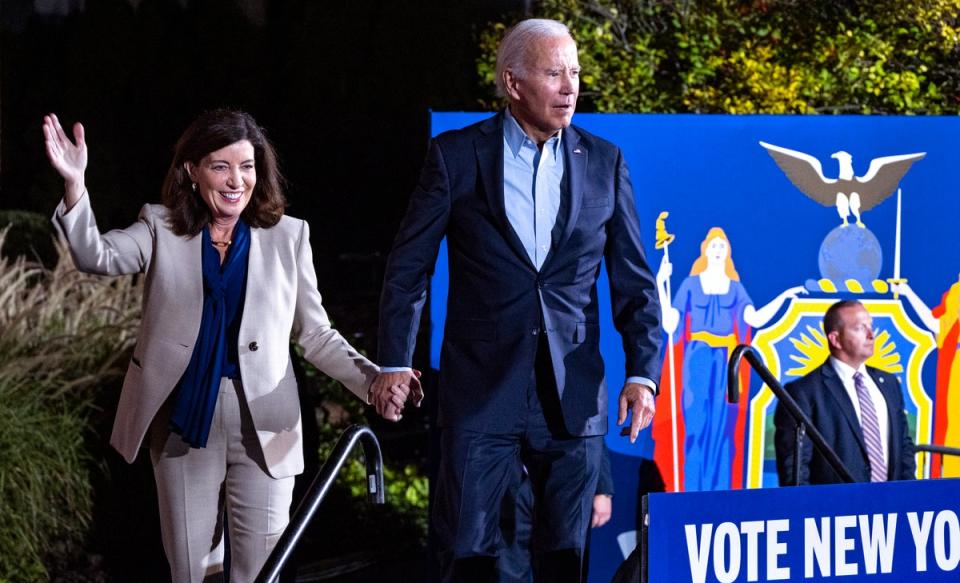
[368,370,423,422]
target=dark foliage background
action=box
[1,0,518,302]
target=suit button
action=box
[248,341,259,351]
[531,329,538,336]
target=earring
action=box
[191,182,197,192]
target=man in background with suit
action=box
[497,444,615,582]
[775,300,916,485]
[371,18,662,582]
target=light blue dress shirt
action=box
[503,108,563,270]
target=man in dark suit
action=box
[371,18,662,582]
[774,300,916,485]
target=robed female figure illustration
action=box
[654,227,804,491]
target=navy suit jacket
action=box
[774,361,916,485]
[378,113,662,436]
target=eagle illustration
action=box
[759,142,925,227]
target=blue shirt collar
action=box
[504,107,563,160]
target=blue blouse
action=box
[169,220,250,448]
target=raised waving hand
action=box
[42,113,87,208]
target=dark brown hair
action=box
[161,109,286,235]
[823,299,863,335]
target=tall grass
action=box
[0,231,141,581]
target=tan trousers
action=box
[149,378,295,583]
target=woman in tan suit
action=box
[43,110,417,582]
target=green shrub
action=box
[0,211,57,266]
[477,0,960,114]
[0,232,140,581]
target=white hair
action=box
[494,18,573,98]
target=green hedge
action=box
[0,212,57,266]
[478,0,960,114]
[0,234,140,581]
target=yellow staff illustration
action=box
[655,211,680,492]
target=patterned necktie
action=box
[853,371,887,482]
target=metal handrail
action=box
[727,345,856,484]
[916,444,960,457]
[916,444,960,477]
[256,424,385,583]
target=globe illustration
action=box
[818,225,883,283]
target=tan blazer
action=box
[54,194,378,478]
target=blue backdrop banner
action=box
[428,112,960,582]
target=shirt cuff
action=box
[626,376,657,396]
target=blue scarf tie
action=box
[170,220,250,448]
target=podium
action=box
[642,479,960,582]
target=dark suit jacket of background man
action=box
[774,361,916,485]
[378,112,662,437]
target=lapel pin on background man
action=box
[371,18,662,582]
